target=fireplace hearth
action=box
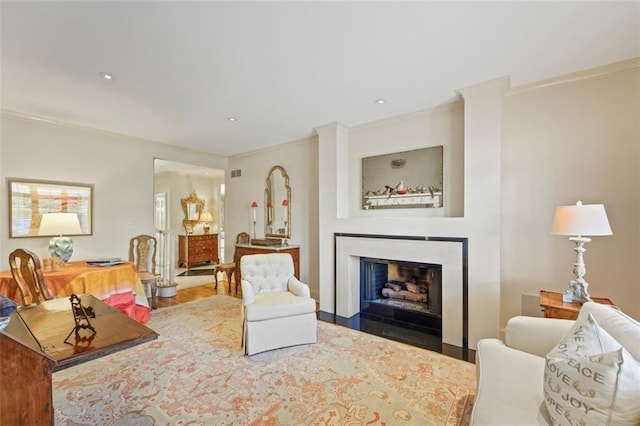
[360,257,442,337]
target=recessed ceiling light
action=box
[227,117,237,122]
[375,98,386,104]
[99,72,115,80]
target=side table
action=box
[539,290,614,320]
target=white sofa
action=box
[471,302,640,425]
[240,253,317,356]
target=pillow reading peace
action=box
[544,313,640,426]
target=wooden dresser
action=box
[178,234,219,270]
[234,244,300,284]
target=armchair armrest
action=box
[241,280,255,306]
[505,316,574,358]
[288,276,310,298]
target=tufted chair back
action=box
[240,253,294,294]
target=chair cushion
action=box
[138,272,156,282]
[245,292,316,321]
[472,338,549,425]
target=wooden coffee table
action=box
[0,294,158,424]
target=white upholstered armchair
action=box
[240,253,317,355]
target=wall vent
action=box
[231,169,242,178]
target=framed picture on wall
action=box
[8,178,93,238]
[362,146,443,210]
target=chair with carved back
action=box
[214,232,250,293]
[129,235,159,310]
[9,248,52,306]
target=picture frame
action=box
[362,146,443,210]
[8,178,93,238]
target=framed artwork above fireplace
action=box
[362,146,443,210]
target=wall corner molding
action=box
[456,76,511,98]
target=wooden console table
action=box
[234,244,300,285]
[0,294,157,424]
[539,290,614,320]
[178,233,219,270]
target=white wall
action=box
[0,111,227,269]
[348,104,465,218]
[501,59,640,321]
[226,138,319,297]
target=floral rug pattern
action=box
[53,295,476,425]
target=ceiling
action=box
[1,1,638,158]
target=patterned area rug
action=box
[53,295,476,425]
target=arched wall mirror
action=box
[265,166,291,239]
[181,192,204,234]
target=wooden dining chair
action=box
[129,235,159,310]
[9,248,52,306]
[214,232,250,293]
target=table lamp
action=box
[551,201,612,303]
[39,212,82,263]
[199,211,214,234]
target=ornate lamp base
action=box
[49,236,75,263]
[563,279,592,304]
[563,236,593,305]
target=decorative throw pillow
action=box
[544,313,640,426]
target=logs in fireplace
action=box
[382,280,428,303]
[360,257,442,337]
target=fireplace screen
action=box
[360,257,442,336]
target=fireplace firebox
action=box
[360,257,442,337]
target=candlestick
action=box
[281,199,289,222]
[251,201,258,239]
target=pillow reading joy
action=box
[544,313,640,426]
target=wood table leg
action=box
[225,268,234,293]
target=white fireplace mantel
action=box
[335,234,466,347]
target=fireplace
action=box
[360,258,442,337]
[333,234,466,349]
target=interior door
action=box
[154,192,168,231]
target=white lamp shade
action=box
[199,211,214,223]
[38,213,82,236]
[551,202,612,236]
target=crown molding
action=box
[507,57,640,96]
[1,109,227,161]
[352,99,463,134]
[1,108,149,141]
